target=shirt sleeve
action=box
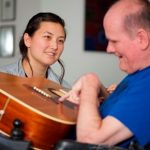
[109,81,150,146]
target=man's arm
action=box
[75,73,132,145]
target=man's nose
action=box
[106,42,115,53]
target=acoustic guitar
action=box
[0,72,77,150]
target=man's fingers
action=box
[58,93,70,101]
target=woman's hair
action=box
[19,12,66,84]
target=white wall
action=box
[0,0,126,87]
[0,0,41,65]
[41,0,126,86]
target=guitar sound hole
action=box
[48,88,76,109]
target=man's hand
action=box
[59,73,102,105]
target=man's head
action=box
[103,0,150,74]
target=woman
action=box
[0,12,69,87]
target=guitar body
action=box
[0,72,77,150]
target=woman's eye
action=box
[58,39,64,44]
[44,35,51,39]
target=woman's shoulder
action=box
[47,68,71,88]
[0,59,24,76]
[0,61,18,71]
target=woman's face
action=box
[24,21,65,67]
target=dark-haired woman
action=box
[0,12,69,87]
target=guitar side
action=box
[0,73,77,150]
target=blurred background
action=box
[0,0,126,87]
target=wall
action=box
[41,0,126,86]
[0,0,41,65]
[0,0,126,87]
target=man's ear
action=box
[136,28,150,50]
[23,33,31,48]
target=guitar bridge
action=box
[33,86,51,98]
[32,86,59,104]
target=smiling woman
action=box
[0,12,69,88]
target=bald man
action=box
[59,0,150,148]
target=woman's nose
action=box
[50,39,58,49]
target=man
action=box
[59,0,150,148]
